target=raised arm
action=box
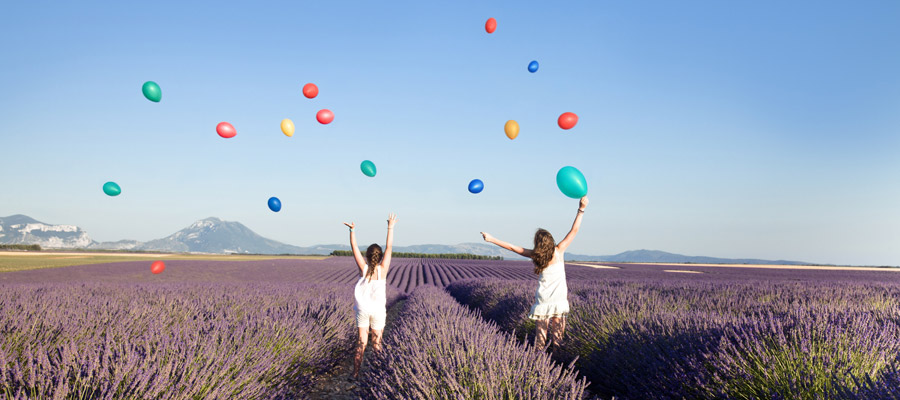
[481,232,534,258]
[556,196,588,253]
[382,213,397,273]
[343,222,366,276]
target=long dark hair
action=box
[365,243,383,280]
[532,228,555,274]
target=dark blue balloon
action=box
[528,60,539,73]
[268,197,282,212]
[468,179,484,194]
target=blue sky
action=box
[2,1,898,266]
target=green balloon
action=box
[142,81,161,102]
[103,181,121,197]
[360,160,376,177]
[556,166,587,199]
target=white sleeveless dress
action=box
[354,264,386,315]
[528,250,569,319]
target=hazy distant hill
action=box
[1,214,812,264]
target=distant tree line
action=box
[0,244,41,251]
[330,250,501,260]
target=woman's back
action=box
[355,264,387,313]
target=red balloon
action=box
[303,83,318,99]
[485,17,497,34]
[558,112,578,130]
[316,109,334,124]
[151,260,165,274]
[216,122,236,138]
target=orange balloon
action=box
[558,112,578,130]
[485,18,497,34]
[504,120,519,140]
[150,261,165,274]
[303,83,318,99]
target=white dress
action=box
[528,250,569,319]
[354,264,386,314]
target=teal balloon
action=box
[142,81,161,102]
[102,181,121,197]
[360,160,376,177]
[556,166,587,199]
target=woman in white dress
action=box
[481,197,588,350]
[344,213,397,379]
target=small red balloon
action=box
[485,18,497,34]
[558,112,578,130]
[151,260,165,274]
[303,83,318,99]
[216,122,236,138]
[316,109,334,124]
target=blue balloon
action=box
[468,179,484,194]
[268,197,282,212]
[528,60,539,73]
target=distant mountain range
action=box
[0,214,811,265]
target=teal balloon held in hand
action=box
[142,81,161,102]
[360,160,376,177]
[556,166,587,199]
[102,181,121,197]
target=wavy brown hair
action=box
[365,243,383,280]
[531,228,556,274]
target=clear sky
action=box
[2,1,898,266]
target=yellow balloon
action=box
[504,120,519,140]
[281,119,295,137]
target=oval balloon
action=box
[360,160,376,177]
[504,120,519,140]
[556,166,588,199]
[485,17,497,34]
[281,119,295,137]
[217,122,236,138]
[268,197,282,212]
[142,81,161,102]
[150,260,165,274]
[316,109,334,124]
[558,112,578,130]
[468,179,484,194]
[303,83,318,99]
[102,181,121,197]
[528,61,539,73]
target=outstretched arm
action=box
[481,232,534,258]
[343,222,366,276]
[556,196,589,253]
[382,213,397,273]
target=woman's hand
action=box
[344,222,355,230]
[387,213,397,228]
[579,196,589,210]
[481,232,494,243]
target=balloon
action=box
[102,181,121,197]
[528,61,539,73]
[151,260,165,274]
[268,197,282,212]
[142,81,161,102]
[504,120,519,140]
[468,179,484,194]
[556,166,588,199]
[485,17,497,34]
[217,122,236,138]
[281,119,295,137]
[360,160,376,177]
[303,83,318,99]
[558,112,578,130]
[316,109,334,124]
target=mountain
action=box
[0,215,93,248]
[136,217,309,254]
[565,249,810,265]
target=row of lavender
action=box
[361,285,589,399]
[447,278,900,399]
[0,282,361,399]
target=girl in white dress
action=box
[344,213,397,379]
[481,197,588,350]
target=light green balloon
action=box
[102,181,121,197]
[360,160,376,177]
[556,166,587,199]
[142,81,161,102]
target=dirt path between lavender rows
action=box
[307,299,407,399]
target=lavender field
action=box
[3,256,900,399]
